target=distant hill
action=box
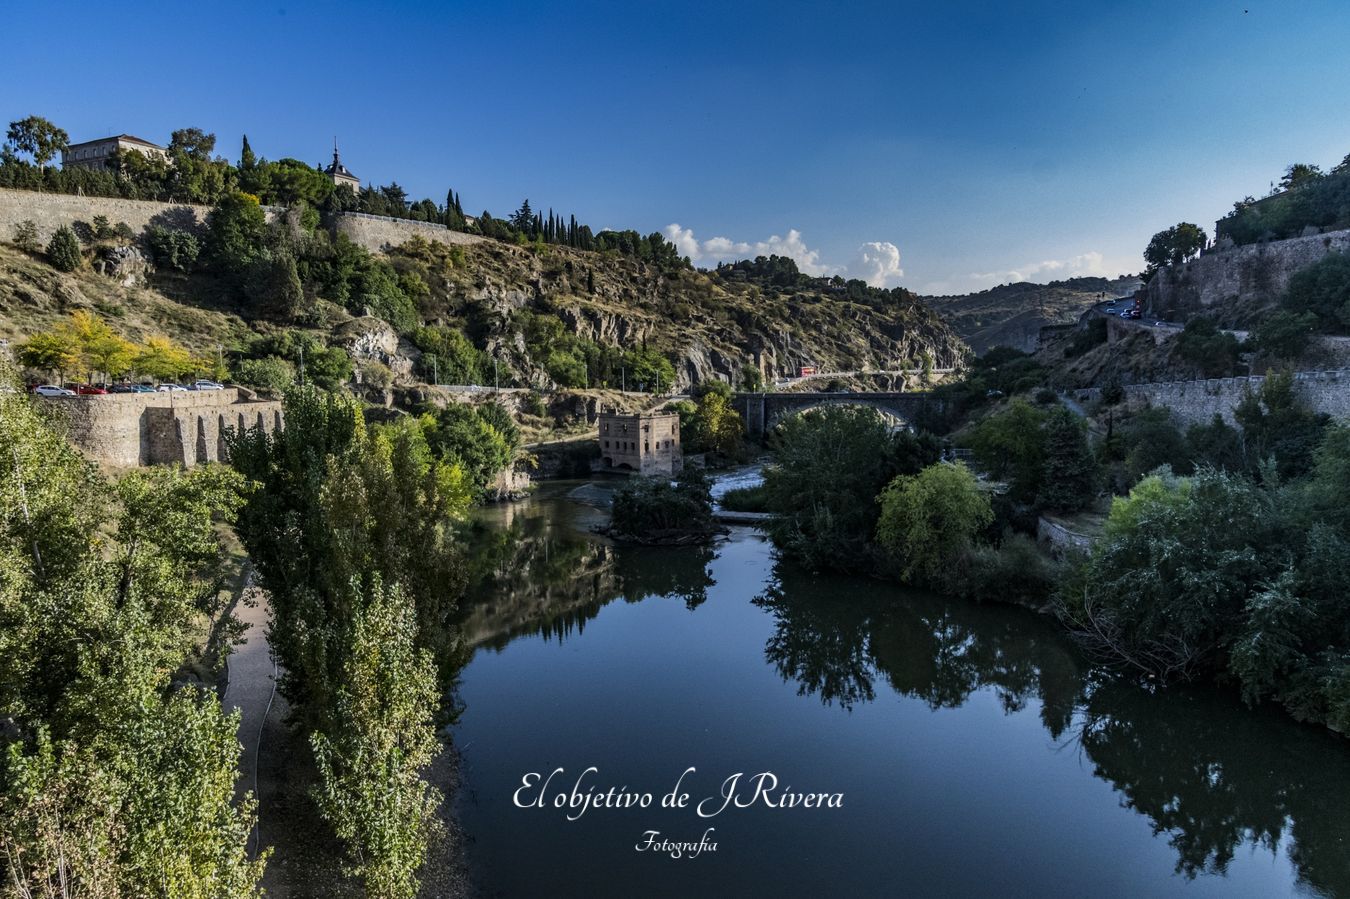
[923,275,1141,355]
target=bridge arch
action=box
[733,391,937,438]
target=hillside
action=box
[0,227,968,395]
[924,275,1141,355]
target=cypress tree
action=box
[1037,406,1098,513]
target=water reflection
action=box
[753,564,1350,895]
[458,490,1350,897]
[458,490,716,647]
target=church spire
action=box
[333,136,340,166]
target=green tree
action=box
[875,462,993,586]
[764,406,939,572]
[12,219,40,253]
[6,115,68,171]
[1036,406,1098,512]
[1283,252,1350,333]
[968,399,1048,503]
[1279,163,1323,192]
[46,224,82,272]
[0,386,263,893]
[1056,468,1276,681]
[205,191,268,277]
[1174,317,1241,377]
[1249,309,1319,360]
[311,579,441,899]
[1144,222,1207,276]
[234,355,296,393]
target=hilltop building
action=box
[62,135,168,172]
[325,140,360,192]
[599,411,682,476]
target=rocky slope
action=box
[1,236,969,394]
[404,239,969,390]
[924,275,1141,355]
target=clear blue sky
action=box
[6,0,1350,293]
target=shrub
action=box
[146,226,201,272]
[1283,252,1350,333]
[13,219,40,253]
[1249,309,1318,360]
[610,469,715,540]
[46,225,82,272]
[1174,317,1241,377]
[719,484,768,512]
[234,355,296,393]
[948,532,1060,607]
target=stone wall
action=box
[1037,516,1096,555]
[1144,228,1350,320]
[331,212,487,253]
[1069,369,1350,426]
[0,188,217,246]
[39,388,283,468]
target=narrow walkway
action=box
[222,570,281,861]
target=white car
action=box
[157,384,188,392]
[34,384,76,397]
[192,380,225,390]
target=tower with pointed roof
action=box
[324,138,360,192]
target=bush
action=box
[610,469,715,540]
[1174,317,1241,377]
[359,359,393,390]
[46,225,82,272]
[234,355,296,393]
[1283,252,1350,333]
[948,532,1060,607]
[13,219,40,253]
[146,225,201,272]
[719,484,768,512]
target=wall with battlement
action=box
[39,388,283,468]
[1145,228,1350,320]
[1070,369,1350,427]
[331,212,487,253]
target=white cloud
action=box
[664,224,903,287]
[967,251,1107,290]
[843,241,904,288]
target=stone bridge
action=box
[733,391,935,437]
[40,388,283,468]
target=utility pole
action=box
[494,359,499,391]
[298,345,305,385]
[432,355,438,386]
[621,366,626,393]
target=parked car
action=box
[157,384,189,392]
[33,385,76,397]
[73,385,109,395]
[132,384,157,393]
[110,384,137,394]
[191,380,225,391]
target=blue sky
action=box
[5,0,1350,294]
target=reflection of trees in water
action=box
[615,544,716,610]
[456,502,718,649]
[1076,681,1350,895]
[754,561,1350,892]
[753,566,1081,732]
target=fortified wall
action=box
[39,388,283,468]
[1070,369,1350,427]
[1144,228,1350,320]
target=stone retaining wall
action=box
[331,212,487,253]
[1145,228,1350,319]
[1070,369,1350,426]
[39,388,283,467]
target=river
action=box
[449,478,1350,898]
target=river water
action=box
[450,480,1350,898]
